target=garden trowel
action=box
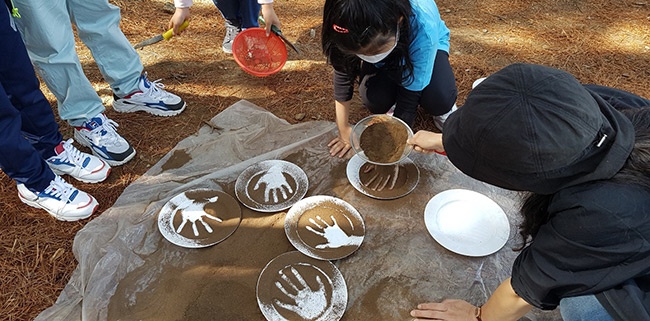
[134,20,189,49]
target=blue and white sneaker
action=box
[46,138,111,183]
[17,175,98,221]
[73,113,136,166]
[112,72,186,116]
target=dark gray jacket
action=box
[511,181,650,321]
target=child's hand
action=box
[328,124,352,158]
[260,4,281,36]
[169,8,190,36]
[407,130,445,155]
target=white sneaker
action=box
[73,113,136,166]
[472,77,487,89]
[112,72,186,116]
[434,103,458,131]
[386,104,396,116]
[46,138,111,183]
[222,21,241,54]
[17,175,98,221]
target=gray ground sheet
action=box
[35,100,561,321]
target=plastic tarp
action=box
[35,100,561,321]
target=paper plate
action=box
[346,154,419,200]
[424,189,510,257]
[158,189,242,248]
[285,196,365,260]
[257,251,347,321]
[235,160,309,212]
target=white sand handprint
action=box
[172,193,222,237]
[306,215,363,249]
[273,267,327,319]
[254,164,294,203]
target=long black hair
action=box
[516,106,650,249]
[322,0,415,85]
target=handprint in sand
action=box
[254,164,293,203]
[306,215,363,249]
[172,193,222,237]
[274,266,328,319]
[360,163,400,191]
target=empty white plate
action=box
[424,189,510,257]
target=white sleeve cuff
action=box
[174,0,193,8]
[258,0,274,4]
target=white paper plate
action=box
[285,196,365,260]
[346,154,419,200]
[158,189,242,248]
[257,251,347,321]
[424,189,510,257]
[235,160,309,212]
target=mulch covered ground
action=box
[1,0,648,320]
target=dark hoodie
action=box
[443,63,650,320]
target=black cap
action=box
[443,63,635,194]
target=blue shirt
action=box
[402,0,450,91]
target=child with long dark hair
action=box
[322,0,457,158]
[407,63,650,321]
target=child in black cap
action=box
[408,63,650,321]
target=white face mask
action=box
[356,28,400,63]
[356,48,394,63]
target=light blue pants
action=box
[13,0,143,125]
[559,295,615,321]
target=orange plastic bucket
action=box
[232,28,287,77]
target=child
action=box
[1,4,110,221]
[13,0,187,166]
[322,0,457,158]
[408,64,650,321]
[168,0,281,53]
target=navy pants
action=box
[359,50,457,126]
[212,0,260,29]
[0,7,61,191]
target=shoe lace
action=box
[224,25,239,42]
[141,72,173,100]
[57,138,86,166]
[89,116,121,145]
[44,176,75,203]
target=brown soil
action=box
[359,163,411,196]
[1,0,648,320]
[360,119,409,164]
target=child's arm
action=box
[328,100,353,158]
[259,0,281,36]
[407,130,445,154]
[328,67,356,158]
[170,0,192,35]
[410,278,532,321]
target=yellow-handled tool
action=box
[134,20,189,50]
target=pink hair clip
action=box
[333,24,349,33]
